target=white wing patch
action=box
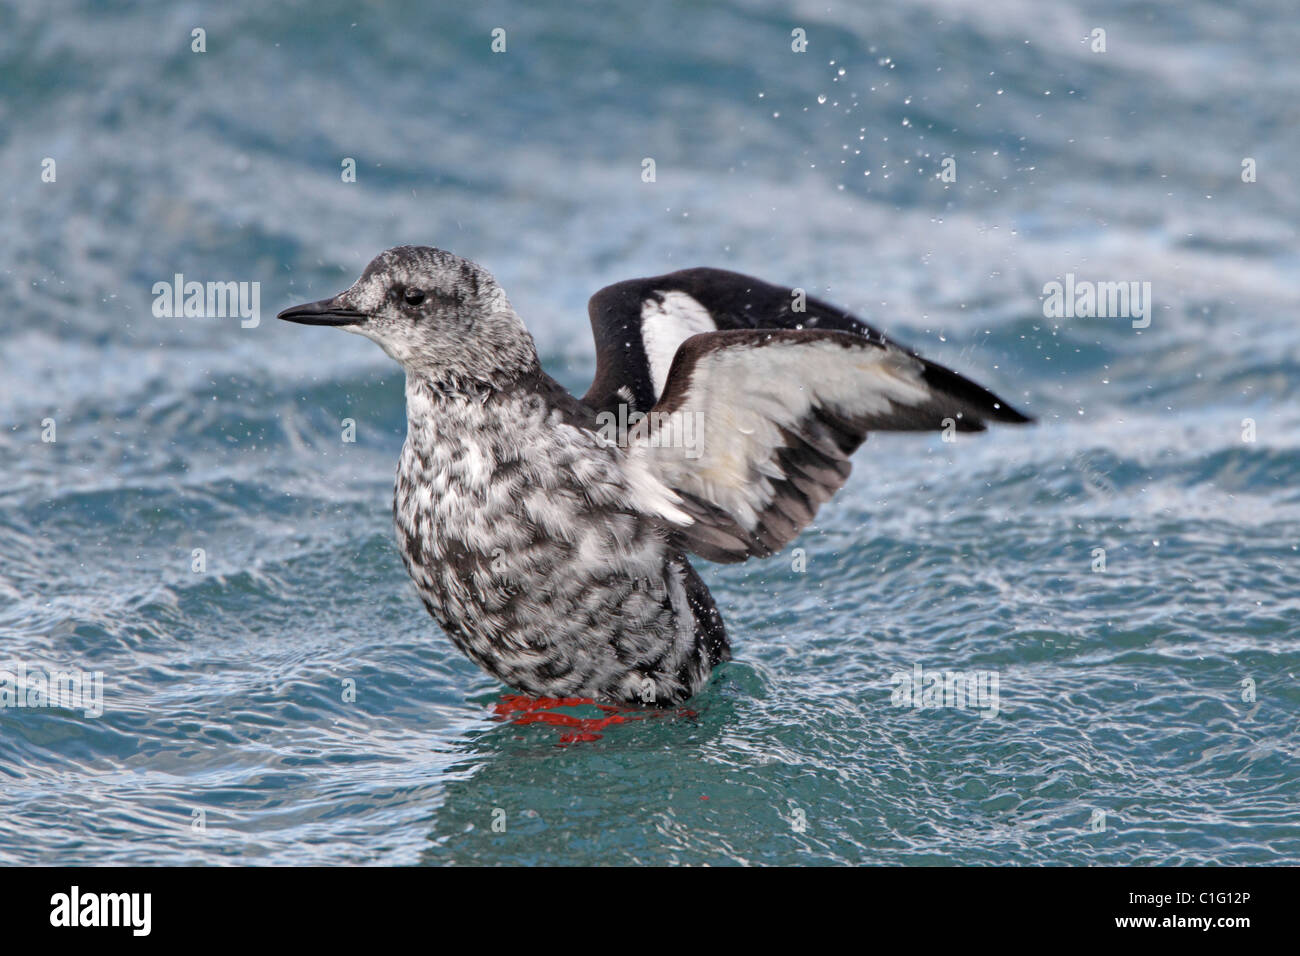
[639,292,716,401]
[629,338,930,530]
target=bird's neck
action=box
[401,366,548,447]
[403,342,540,402]
[400,314,542,401]
[405,373,495,434]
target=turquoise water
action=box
[2,0,1298,865]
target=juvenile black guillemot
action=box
[279,246,1031,706]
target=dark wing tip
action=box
[996,404,1035,425]
[919,360,1034,427]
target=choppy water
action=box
[2,0,1298,865]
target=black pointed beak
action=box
[277,294,366,327]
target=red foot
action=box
[492,694,695,744]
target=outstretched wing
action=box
[583,267,893,418]
[620,328,1031,564]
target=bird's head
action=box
[277,245,537,389]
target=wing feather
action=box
[583,267,891,417]
[620,328,1031,563]
[581,267,1031,563]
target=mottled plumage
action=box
[279,246,1030,706]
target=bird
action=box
[278,245,1032,707]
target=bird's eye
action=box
[403,288,426,306]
